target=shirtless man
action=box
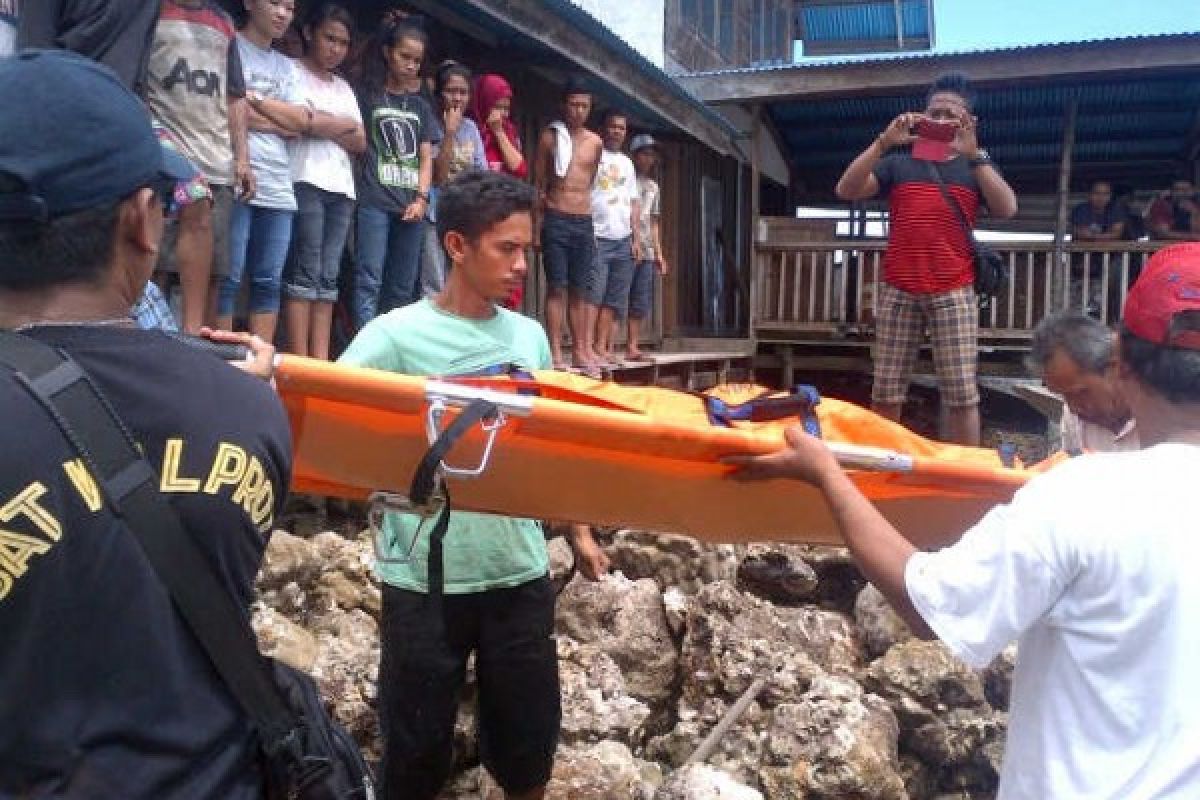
[535,79,603,369]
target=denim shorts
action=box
[629,259,657,320]
[284,183,354,303]
[540,209,596,294]
[592,236,635,314]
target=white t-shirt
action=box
[237,34,300,210]
[288,60,361,200]
[905,443,1200,799]
[590,149,638,241]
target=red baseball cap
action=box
[1123,243,1200,349]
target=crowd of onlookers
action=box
[1072,178,1200,243]
[1,0,669,371]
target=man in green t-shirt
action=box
[340,170,608,800]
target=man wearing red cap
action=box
[729,242,1200,798]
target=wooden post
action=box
[749,103,763,344]
[1052,98,1079,308]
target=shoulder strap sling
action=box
[403,398,499,611]
[0,331,308,764]
[925,160,980,256]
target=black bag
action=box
[926,161,1008,308]
[264,662,376,800]
[0,332,375,800]
[970,243,1007,306]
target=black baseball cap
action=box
[0,49,193,223]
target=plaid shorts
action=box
[872,283,980,407]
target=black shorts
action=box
[378,576,560,799]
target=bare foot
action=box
[573,348,599,368]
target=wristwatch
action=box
[968,149,993,168]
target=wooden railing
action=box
[753,241,1160,344]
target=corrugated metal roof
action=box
[688,31,1200,76]
[769,71,1200,193]
[800,0,930,43]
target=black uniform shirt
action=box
[0,327,291,799]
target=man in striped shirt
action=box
[836,73,1018,445]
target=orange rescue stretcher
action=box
[274,356,1036,550]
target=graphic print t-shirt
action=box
[0,327,290,799]
[591,148,638,240]
[357,89,437,213]
[144,0,246,185]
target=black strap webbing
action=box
[925,160,981,257]
[404,399,498,605]
[0,331,301,755]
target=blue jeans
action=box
[220,203,293,316]
[285,183,354,303]
[353,205,424,330]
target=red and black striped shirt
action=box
[874,153,981,294]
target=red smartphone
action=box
[912,118,957,161]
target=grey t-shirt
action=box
[236,33,298,211]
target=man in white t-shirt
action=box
[729,243,1200,798]
[1028,312,1139,453]
[589,109,641,364]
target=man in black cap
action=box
[0,50,290,798]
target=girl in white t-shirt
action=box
[281,4,365,359]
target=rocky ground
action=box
[253,515,1013,800]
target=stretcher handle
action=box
[827,441,1027,491]
[827,442,915,472]
[424,379,535,417]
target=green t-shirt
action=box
[338,299,553,593]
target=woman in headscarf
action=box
[471,73,527,178]
[471,73,527,309]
